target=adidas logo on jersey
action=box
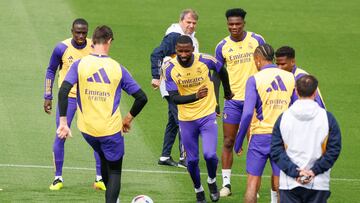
[68,56,73,63]
[266,75,287,92]
[87,68,111,84]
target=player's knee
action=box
[223,136,235,150]
[187,157,199,167]
[203,152,217,161]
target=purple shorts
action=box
[81,131,124,161]
[179,113,218,161]
[222,100,244,124]
[246,134,280,176]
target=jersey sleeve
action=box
[120,66,141,95]
[199,54,222,73]
[251,33,266,45]
[215,40,226,68]
[64,59,80,85]
[234,76,258,152]
[164,62,178,92]
[150,32,181,79]
[44,42,67,99]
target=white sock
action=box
[116,197,120,203]
[270,190,277,203]
[159,156,170,161]
[96,175,102,181]
[55,176,63,182]
[195,185,204,193]
[207,177,216,184]
[222,169,231,187]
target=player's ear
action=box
[291,58,296,66]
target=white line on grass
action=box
[0,163,358,182]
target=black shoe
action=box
[158,157,178,167]
[196,191,207,203]
[178,159,187,168]
[208,182,220,202]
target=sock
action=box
[207,177,216,184]
[116,197,120,203]
[222,169,231,187]
[96,175,103,181]
[55,176,63,182]
[195,185,204,193]
[270,190,277,203]
[159,156,170,161]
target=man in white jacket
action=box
[150,9,199,168]
[271,75,341,203]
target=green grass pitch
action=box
[0,0,359,202]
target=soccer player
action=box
[43,18,105,191]
[275,46,326,108]
[165,35,233,203]
[57,25,147,203]
[212,8,265,197]
[234,44,295,203]
[151,9,199,168]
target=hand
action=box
[56,117,72,139]
[44,99,52,114]
[234,139,243,156]
[215,105,221,117]
[196,85,208,99]
[122,113,134,133]
[224,92,234,100]
[296,168,315,184]
[151,79,160,90]
[236,148,243,156]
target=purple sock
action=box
[94,151,102,176]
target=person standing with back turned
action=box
[57,25,147,203]
[271,75,341,203]
[234,44,295,203]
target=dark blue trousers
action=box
[160,96,185,158]
[280,187,331,203]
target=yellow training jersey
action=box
[64,54,140,137]
[59,38,92,97]
[215,32,265,101]
[250,65,295,134]
[165,53,221,121]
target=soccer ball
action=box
[131,195,153,203]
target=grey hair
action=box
[180,9,198,21]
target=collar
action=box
[71,39,87,49]
[260,64,277,71]
[229,31,247,42]
[292,65,298,74]
[90,53,109,58]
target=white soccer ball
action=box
[131,195,154,203]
